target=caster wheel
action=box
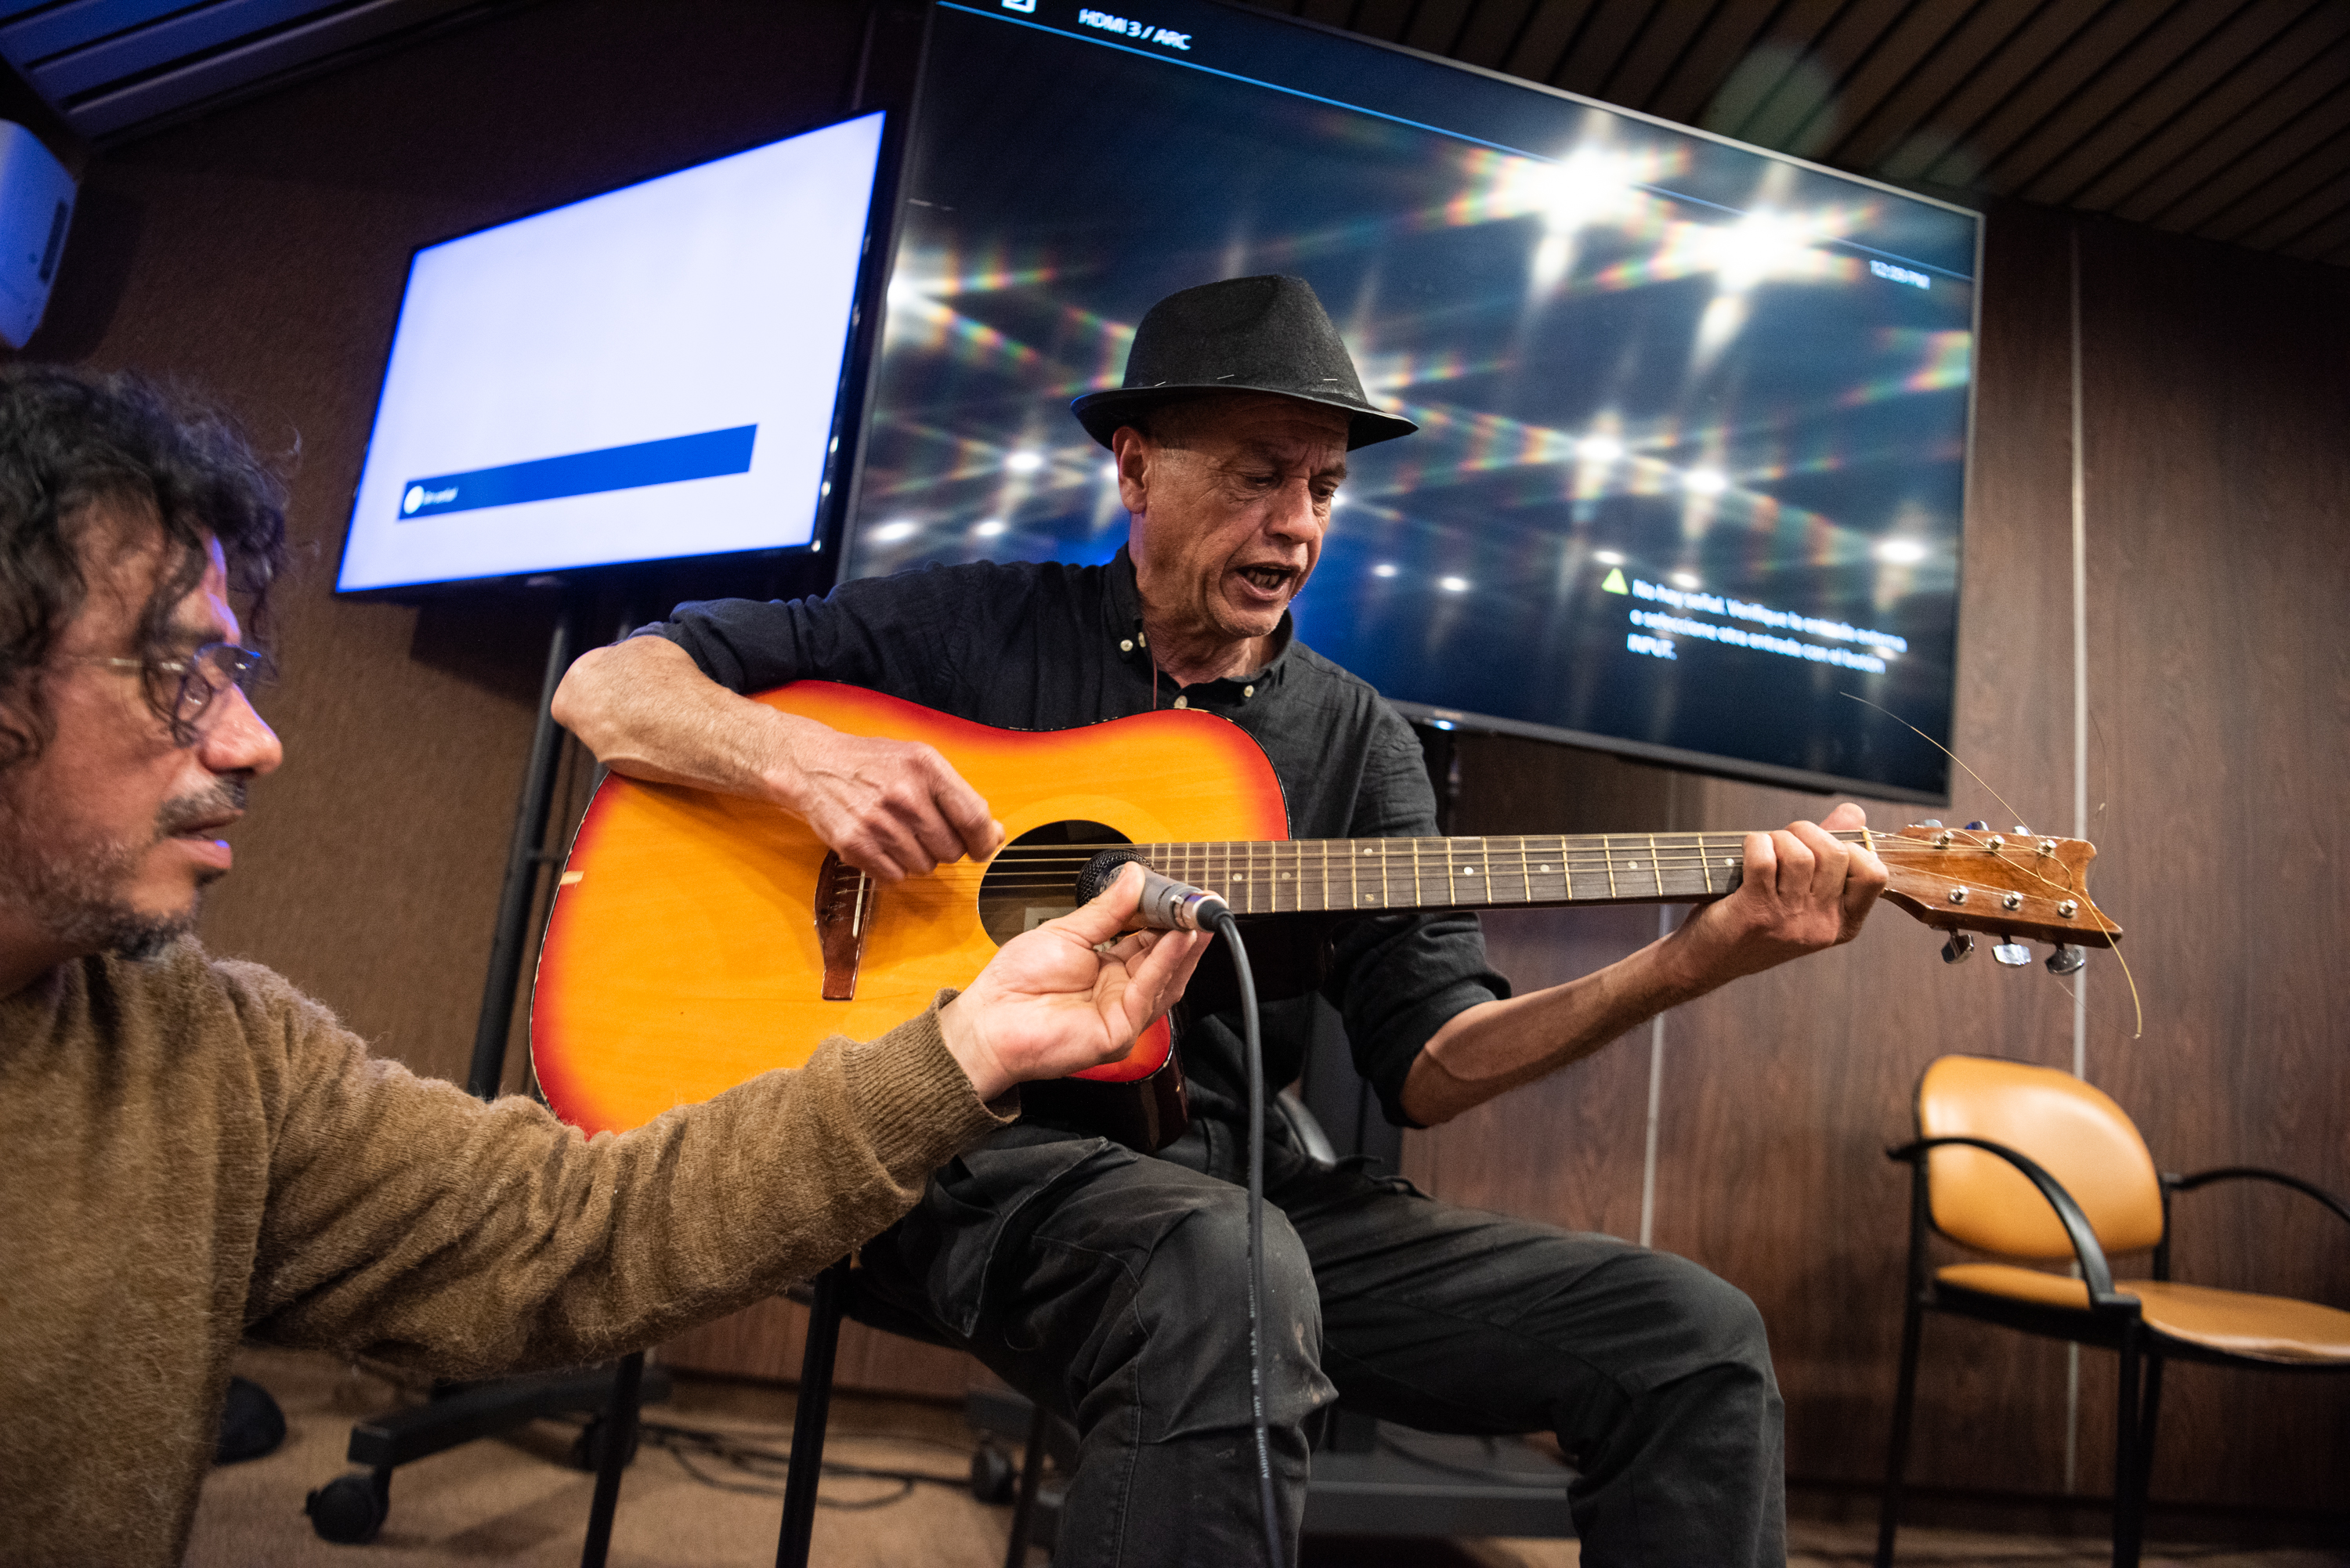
[305,1470,388,1544]
[569,1413,642,1472]
[970,1440,1017,1504]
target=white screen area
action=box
[338,112,884,591]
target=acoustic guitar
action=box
[530,681,2119,1146]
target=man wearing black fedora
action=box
[556,273,1884,1566]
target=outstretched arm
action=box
[552,634,1003,882]
[1400,804,1885,1125]
[248,865,1206,1375]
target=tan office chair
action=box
[1877,1054,2350,1568]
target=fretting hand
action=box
[1665,802,1885,987]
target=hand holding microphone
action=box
[1074,851,1230,931]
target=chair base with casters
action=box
[304,1357,669,1550]
[1876,1056,2350,1568]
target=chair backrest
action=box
[1916,1055,2165,1260]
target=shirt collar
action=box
[1108,544,1293,691]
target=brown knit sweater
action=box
[0,941,1013,1566]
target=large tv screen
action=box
[844,2,1978,802]
[338,111,888,594]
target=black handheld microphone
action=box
[1074,851,1231,931]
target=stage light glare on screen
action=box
[974,518,1007,537]
[1683,468,1728,494]
[873,520,918,542]
[1004,450,1043,473]
[1875,538,1928,564]
[1440,576,1470,592]
[1593,550,1625,565]
[1671,571,1701,589]
[1372,562,1398,577]
[1579,434,1624,462]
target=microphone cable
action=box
[1208,909,1285,1568]
[1074,854,1286,1566]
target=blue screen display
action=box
[339,112,887,593]
[845,2,1976,800]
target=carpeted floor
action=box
[190,1346,2347,1567]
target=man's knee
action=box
[1117,1187,1328,1435]
[1146,1184,1319,1335]
[1609,1247,1775,1387]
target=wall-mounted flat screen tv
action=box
[338,110,888,594]
[844,2,1977,803]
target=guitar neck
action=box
[1123,829,1860,916]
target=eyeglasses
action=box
[82,642,271,741]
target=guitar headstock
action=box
[1873,822,2120,958]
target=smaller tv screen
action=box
[337,111,887,594]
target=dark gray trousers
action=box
[859,1119,1784,1567]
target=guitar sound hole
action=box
[978,820,1131,947]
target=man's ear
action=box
[1110,427,1153,518]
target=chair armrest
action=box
[1887,1136,2139,1314]
[2167,1166,2350,1231]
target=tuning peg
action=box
[2046,944,2086,975]
[2011,824,2030,835]
[1940,932,1974,965]
[1963,820,1989,832]
[1992,940,2031,966]
[1913,818,1943,829]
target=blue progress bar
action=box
[399,425,758,519]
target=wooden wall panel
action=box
[2066,214,2350,1508]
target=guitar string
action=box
[1837,691,2140,1037]
[961,835,2112,945]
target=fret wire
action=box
[1517,835,1532,905]
[1648,832,1663,898]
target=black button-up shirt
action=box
[653,547,1506,1128]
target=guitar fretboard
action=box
[1097,830,1850,916]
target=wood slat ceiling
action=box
[0,0,512,141]
[1245,0,2350,267]
[0,0,2341,266]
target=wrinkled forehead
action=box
[1183,393,1350,464]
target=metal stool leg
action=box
[1001,1401,1050,1568]
[776,1261,850,1568]
[578,1352,645,1568]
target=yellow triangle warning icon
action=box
[1600,567,1629,594]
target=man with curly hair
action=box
[0,363,1208,1567]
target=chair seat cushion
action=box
[1936,1263,2350,1363]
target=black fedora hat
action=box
[1069,275,1417,450]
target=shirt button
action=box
[1242,685,1254,698]
[1119,638,1134,652]
[1173,695,1188,710]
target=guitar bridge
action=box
[813,851,872,1001]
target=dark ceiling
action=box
[2,0,2344,266]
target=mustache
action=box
[155,779,248,839]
